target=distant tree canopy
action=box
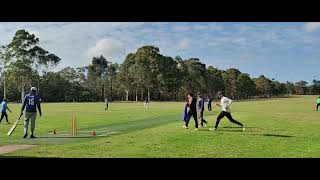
[0,30,318,102]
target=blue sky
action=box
[1,22,320,84]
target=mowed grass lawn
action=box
[0,95,319,158]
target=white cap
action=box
[31,87,37,92]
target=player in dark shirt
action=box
[182,93,199,130]
[21,87,42,138]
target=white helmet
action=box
[31,87,37,92]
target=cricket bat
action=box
[7,113,24,136]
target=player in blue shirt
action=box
[0,99,12,124]
[21,87,42,138]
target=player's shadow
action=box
[212,126,258,132]
[199,129,244,132]
[222,126,258,129]
[262,134,294,138]
[36,136,98,139]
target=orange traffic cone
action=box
[92,131,96,136]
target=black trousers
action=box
[185,110,198,128]
[199,110,207,126]
[0,112,8,123]
[105,103,108,110]
[215,111,243,129]
[208,103,212,111]
[317,104,320,111]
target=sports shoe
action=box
[182,125,188,129]
[209,128,216,131]
[242,125,245,132]
[30,134,36,138]
[23,134,28,138]
[193,128,199,131]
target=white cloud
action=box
[304,22,320,32]
[178,38,190,50]
[85,38,125,62]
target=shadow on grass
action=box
[263,134,294,138]
[1,114,181,145]
[217,129,244,132]
[222,126,258,129]
[198,129,244,132]
[36,136,97,139]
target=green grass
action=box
[0,95,320,158]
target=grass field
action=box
[0,95,319,158]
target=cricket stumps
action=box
[71,115,78,136]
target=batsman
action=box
[21,87,42,138]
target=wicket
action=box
[71,115,78,135]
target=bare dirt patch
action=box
[0,145,36,154]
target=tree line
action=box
[0,30,319,102]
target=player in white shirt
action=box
[209,91,245,131]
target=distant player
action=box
[207,95,213,114]
[144,97,149,109]
[0,99,12,124]
[182,97,189,123]
[209,91,245,131]
[197,94,207,127]
[105,97,109,110]
[21,87,42,138]
[183,93,198,130]
[316,96,320,111]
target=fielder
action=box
[105,97,109,111]
[183,93,199,130]
[197,94,207,127]
[209,91,245,131]
[144,97,149,109]
[0,99,12,124]
[316,96,320,111]
[21,87,42,138]
[207,95,213,114]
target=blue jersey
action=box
[1,101,7,112]
[22,94,41,112]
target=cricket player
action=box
[209,91,245,131]
[105,97,109,110]
[21,87,42,138]
[182,98,190,122]
[316,96,320,111]
[207,95,213,113]
[183,93,199,130]
[197,94,207,127]
[144,97,149,109]
[0,99,12,124]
